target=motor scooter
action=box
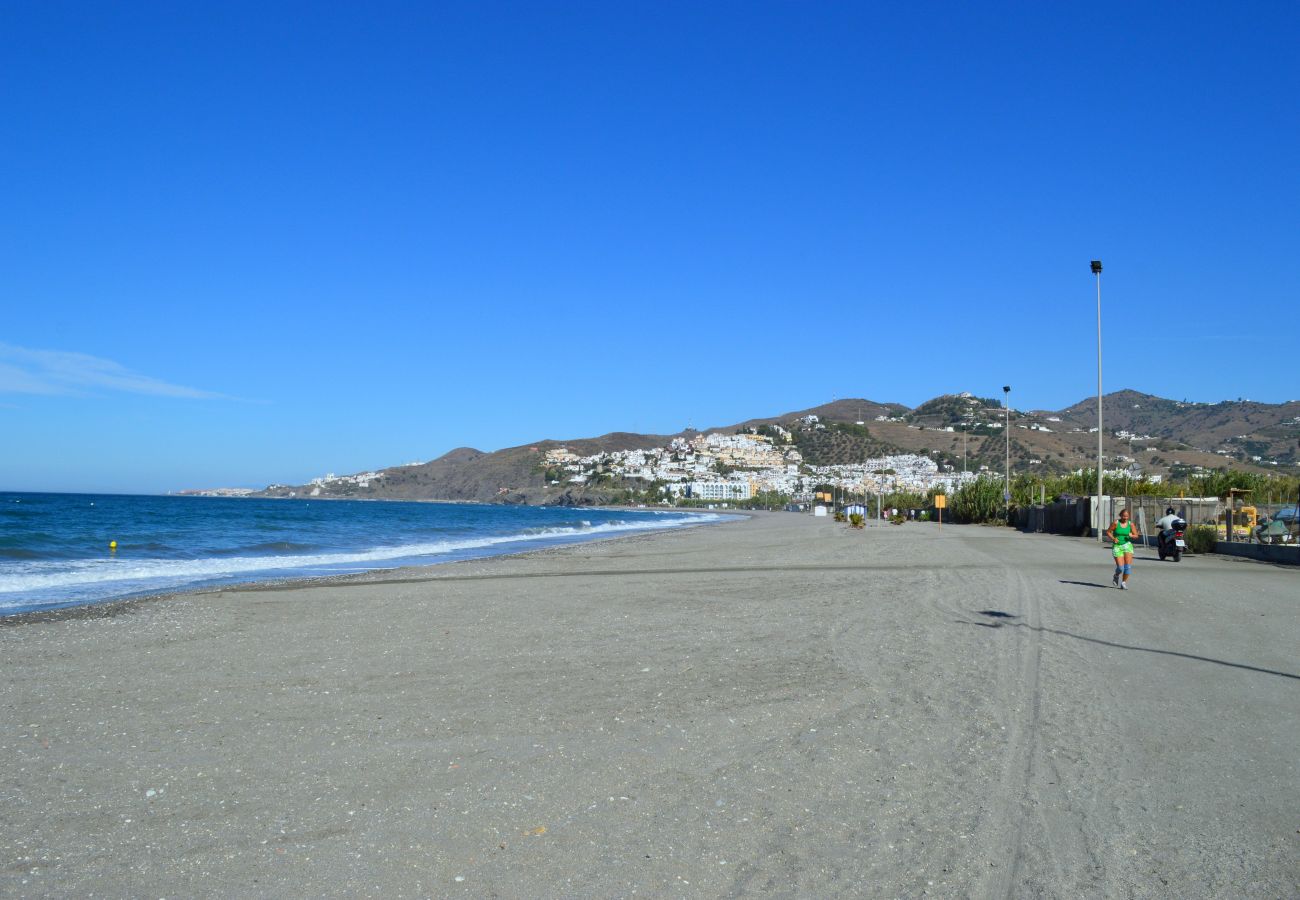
[1157,517,1188,562]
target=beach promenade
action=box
[2,514,1296,898]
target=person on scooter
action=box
[1156,506,1188,556]
[1106,508,1140,589]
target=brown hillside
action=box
[253,391,1299,504]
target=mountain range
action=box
[251,391,1300,504]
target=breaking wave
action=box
[0,512,727,614]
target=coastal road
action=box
[1,514,1296,897]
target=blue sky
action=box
[3,2,1297,493]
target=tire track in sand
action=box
[958,535,1115,897]
[996,568,1059,898]
[936,541,1057,898]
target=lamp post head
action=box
[1090,260,1103,274]
[1003,385,1011,394]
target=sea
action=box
[0,492,729,616]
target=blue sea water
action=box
[0,493,728,616]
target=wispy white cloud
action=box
[0,342,228,399]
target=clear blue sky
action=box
[3,2,1297,493]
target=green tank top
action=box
[1114,521,1133,541]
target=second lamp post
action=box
[1003,385,1011,506]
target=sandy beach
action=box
[2,513,1296,898]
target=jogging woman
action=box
[1105,508,1141,589]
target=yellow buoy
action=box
[109,541,117,550]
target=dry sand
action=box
[1,513,1296,898]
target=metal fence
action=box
[1017,495,1299,546]
[1116,497,1220,541]
[1126,497,1298,545]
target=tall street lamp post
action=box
[1003,385,1011,507]
[1092,260,1104,542]
[961,418,968,475]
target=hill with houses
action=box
[249,391,1300,505]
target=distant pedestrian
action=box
[1105,508,1141,589]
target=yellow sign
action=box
[934,495,946,509]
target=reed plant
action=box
[952,476,1008,524]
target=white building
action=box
[686,479,753,501]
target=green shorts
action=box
[1112,541,1133,558]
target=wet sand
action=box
[2,513,1296,897]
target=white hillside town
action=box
[233,392,1297,502]
[259,471,389,497]
[544,430,976,502]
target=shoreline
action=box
[1,508,751,628]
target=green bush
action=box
[833,511,846,522]
[849,513,864,528]
[952,476,1007,524]
[1185,525,1217,554]
[889,513,905,525]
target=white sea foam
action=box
[0,513,726,609]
